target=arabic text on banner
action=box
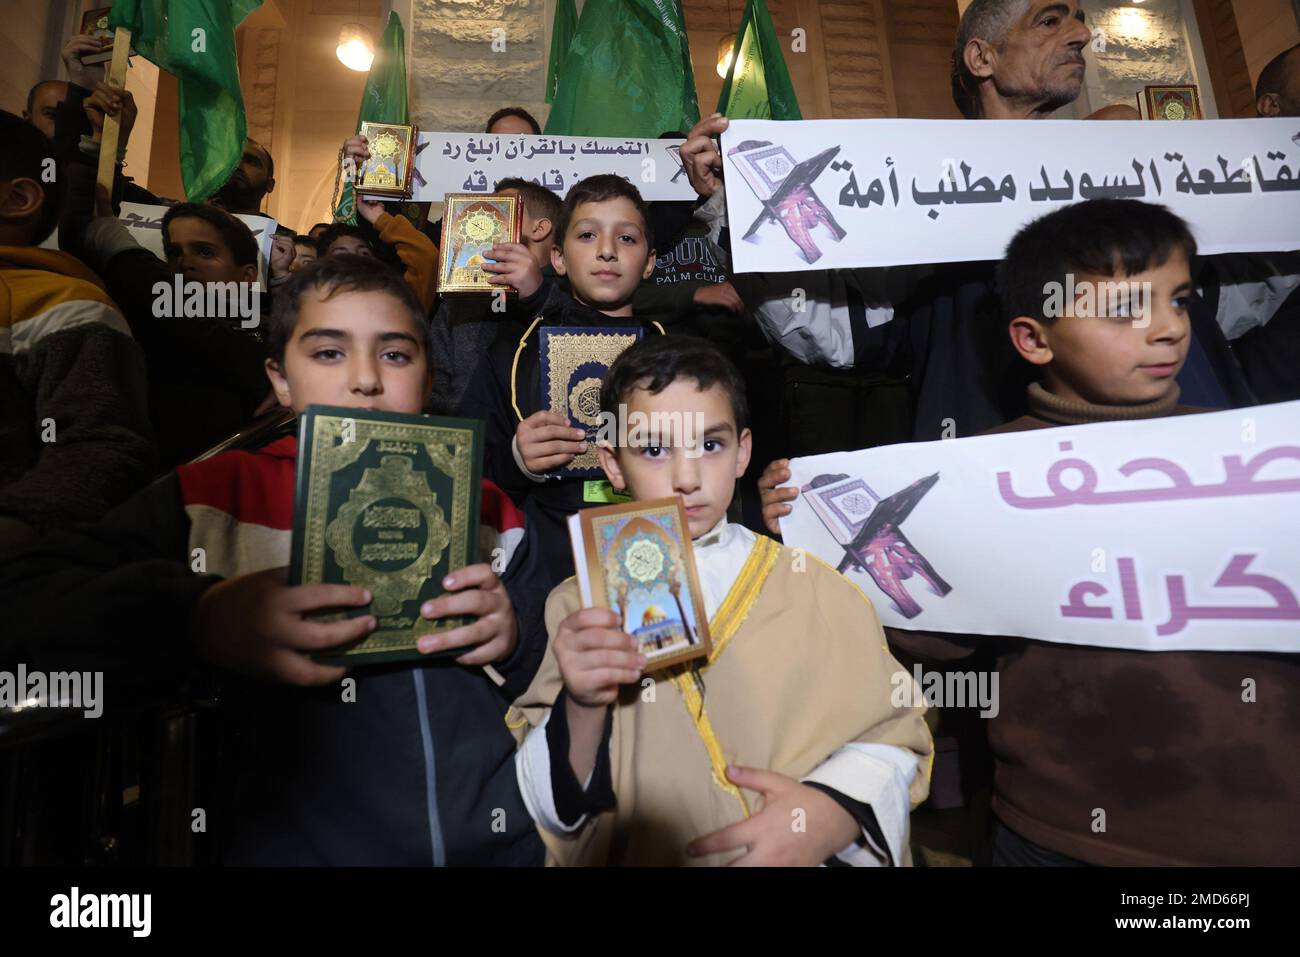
[402,133,697,203]
[721,118,1300,273]
[779,400,1300,654]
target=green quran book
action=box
[288,404,484,666]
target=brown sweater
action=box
[890,383,1300,865]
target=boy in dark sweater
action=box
[0,256,547,865]
[760,199,1299,865]
[457,175,666,598]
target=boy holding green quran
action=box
[509,336,932,866]
[0,256,546,865]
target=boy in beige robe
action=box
[509,336,931,866]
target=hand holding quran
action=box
[288,405,490,666]
[517,410,588,474]
[412,563,518,664]
[553,606,645,708]
[191,566,375,687]
[567,496,712,673]
[480,242,544,298]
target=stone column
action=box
[408,0,548,133]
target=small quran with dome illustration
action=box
[437,193,520,293]
[357,121,418,199]
[568,496,711,672]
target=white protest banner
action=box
[721,118,1300,272]
[778,400,1300,653]
[118,202,277,289]
[403,132,697,202]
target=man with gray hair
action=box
[952,0,1140,119]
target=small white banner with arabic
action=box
[778,401,1300,653]
[408,133,696,202]
[721,117,1300,272]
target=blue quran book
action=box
[538,325,644,477]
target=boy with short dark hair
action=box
[0,110,153,559]
[457,174,668,600]
[0,255,547,865]
[162,202,261,286]
[760,199,1300,865]
[509,335,932,866]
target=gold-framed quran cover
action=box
[80,7,116,64]
[437,193,521,294]
[288,404,483,666]
[357,121,418,199]
[568,496,711,672]
[1138,84,1202,121]
[538,325,644,476]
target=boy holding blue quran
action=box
[509,336,932,866]
[458,174,669,599]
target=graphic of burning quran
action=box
[802,472,952,618]
[728,140,846,264]
[569,497,711,670]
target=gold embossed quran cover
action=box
[567,496,711,672]
[289,405,483,665]
[539,325,644,476]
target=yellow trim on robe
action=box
[669,534,781,817]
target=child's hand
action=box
[190,566,375,686]
[269,233,296,277]
[343,134,370,178]
[553,607,645,708]
[686,766,860,866]
[415,563,518,665]
[758,459,798,537]
[481,242,543,297]
[355,195,384,225]
[516,410,586,474]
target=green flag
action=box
[545,0,577,105]
[716,0,801,120]
[334,11,409,225]
[545,0,700,138]
[108,0,263,201]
